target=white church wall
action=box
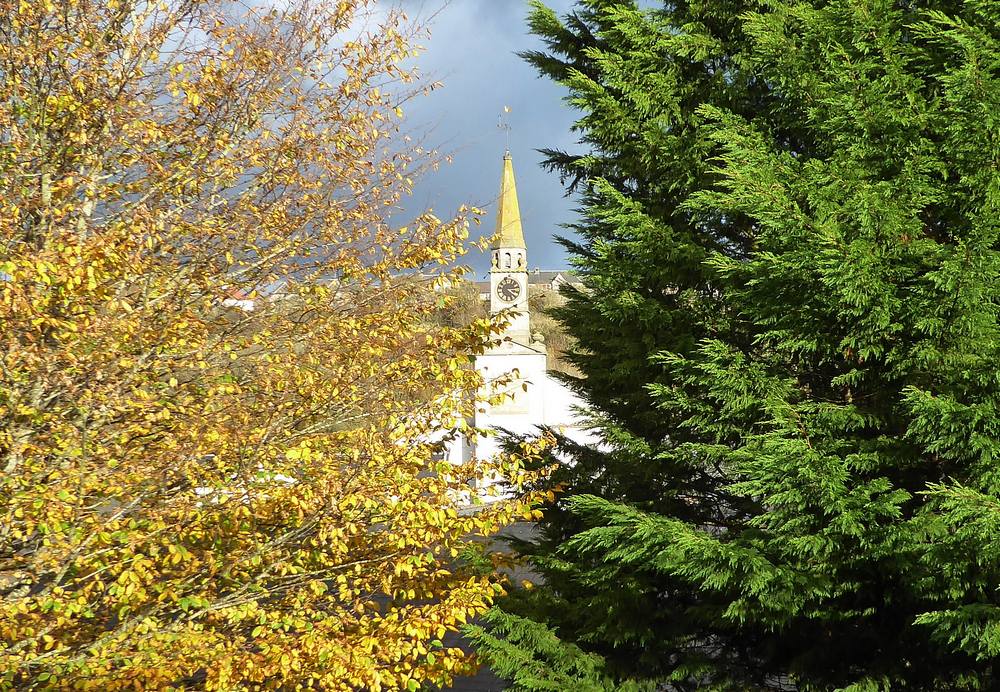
[540,373,602,450]
[473,349,548,463]
[461,353,599,491]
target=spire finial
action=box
[497,105,512,155]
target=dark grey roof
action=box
[474,270,581,288]
[526,270,580,285]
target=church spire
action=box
[488,150,530,345]
[492,152,525,249]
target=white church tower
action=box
[489,152,531,345]
[472,152,550,463]
[446,150,597,481]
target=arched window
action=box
[504,252,511,269]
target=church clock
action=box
[496,276,521,302]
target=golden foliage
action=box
[0,1,549,688]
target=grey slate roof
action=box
[474,270,582,296]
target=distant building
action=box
[220,287,256,312]
[446,152,596,477]
[474,268,581,300]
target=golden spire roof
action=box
[492,152,525,249]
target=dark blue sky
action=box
[394,0,582,275]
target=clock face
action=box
[496,276,521,302]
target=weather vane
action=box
[497,105,512,154]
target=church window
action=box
[504,252,511,269]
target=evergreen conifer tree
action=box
[474,0,1000,688]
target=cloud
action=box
[386,0,583,274]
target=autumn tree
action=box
[0,0,547,689]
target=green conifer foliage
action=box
[478,0,1000,688]
[465,608,652,691]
